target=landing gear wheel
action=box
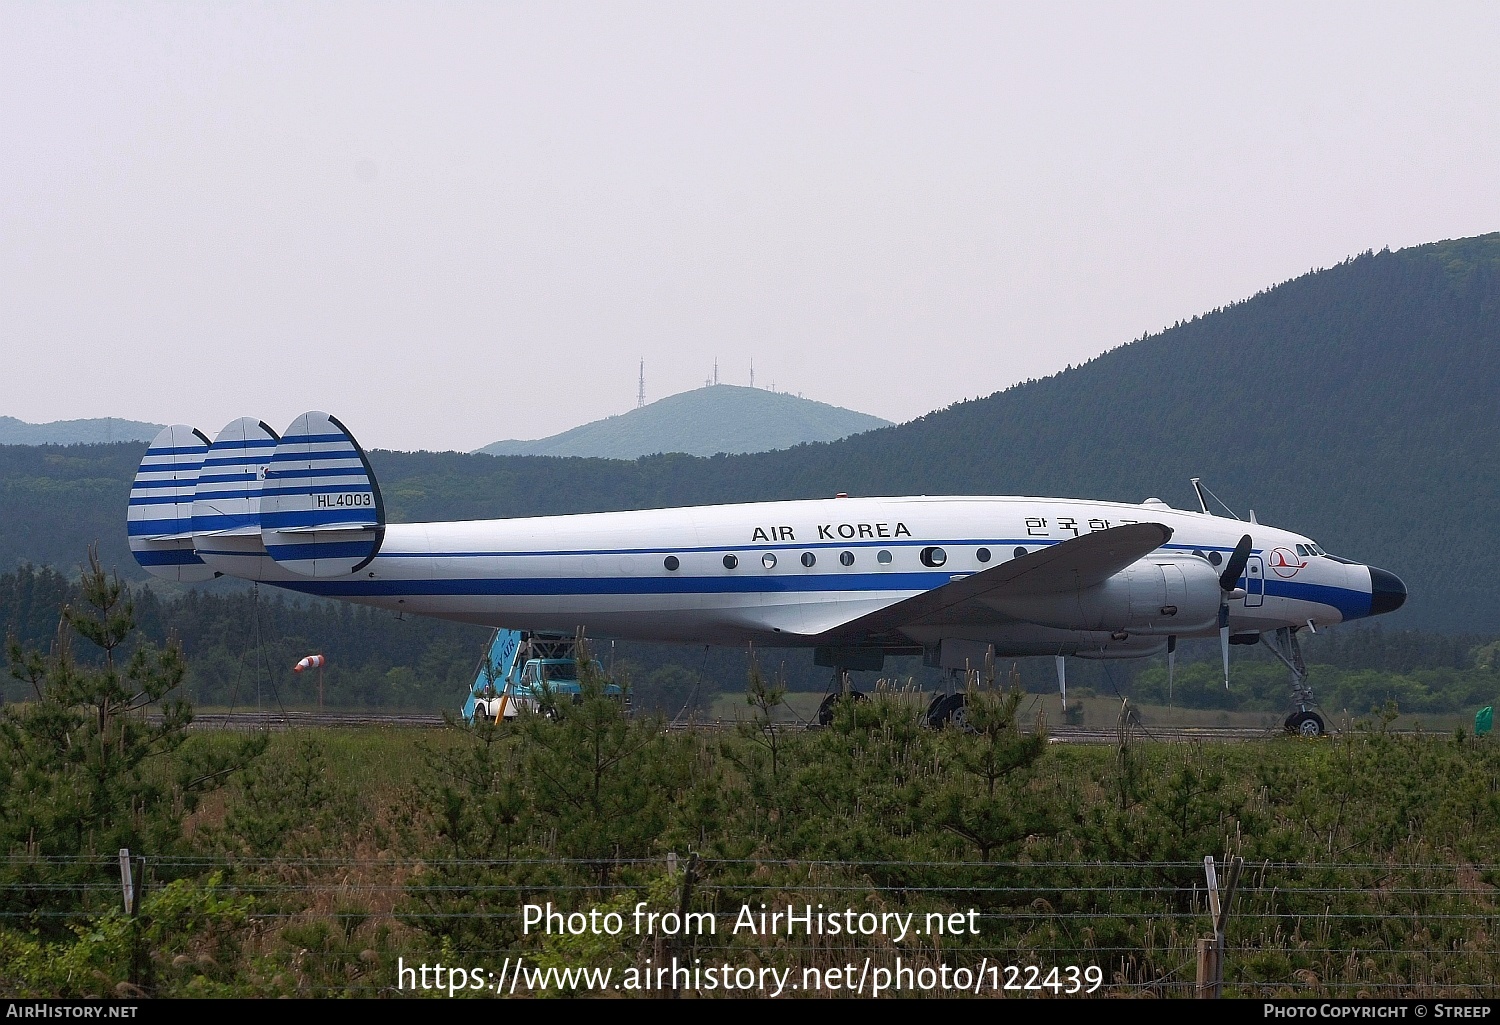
[816,689,866,726]
[1285,710,1325,738]
[925,693,967,729]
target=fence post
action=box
[118,849,147,991]
[1195,936,1218,997]
[1196,855,1243,998]
[667,853,700,1001]
[118,849,134,915]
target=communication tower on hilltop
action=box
[750,360,755,389]
[637,360,645,409]
[713,358,719,386]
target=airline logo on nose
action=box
[1269,547,1306,578]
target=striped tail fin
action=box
[260,412,385,577]
[191,417,281,579]
[128,425,218,582]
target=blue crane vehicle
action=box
[464,630,618,722]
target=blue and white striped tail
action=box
[191,418,280,578]
[128,425,218,582]
[260,411,385,578]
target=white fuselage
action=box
[265,495,1378,657]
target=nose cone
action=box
[1369,567,1407,616]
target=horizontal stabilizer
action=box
[820,522,1173,640]
[269,522,382,534]
[260,412,385,578]
[128,425,218,582]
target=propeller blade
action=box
[1219,534,1253,591]
[1167,636,1176,704]
[1055,655,1067,709]
[1220,625,1230,689]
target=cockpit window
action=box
[1295,544,1309,557]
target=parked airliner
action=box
[127,412,1407,736]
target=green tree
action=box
[0,549,262,937]
[929,685,1051,861]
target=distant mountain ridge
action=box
[0,416,163,446]
[476,384,891,459]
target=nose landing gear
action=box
[1264,627,1325,737]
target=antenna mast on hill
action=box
[713,358,719,386]
[750,360,755,389]
[638,360,645,409]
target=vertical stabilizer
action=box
[260,412,385,577]
[128,425,217,582]
[192,418,284,580]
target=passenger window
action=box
[664,555,680,571]
[976,548,991,563]
[920,547,947,568]
[801,552,816,567]
[877,550,893,564]
[762,553,777,569]
[723,554,738,569]
[1014,547,1028,559]
[840,551,854,566]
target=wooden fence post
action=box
[1196,855,1243,997]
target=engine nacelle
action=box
[985,556,1220,635]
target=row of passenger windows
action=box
[661,545,1035,572]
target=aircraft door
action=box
[1244,555,1265,608]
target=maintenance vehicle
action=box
[464,630,621,722]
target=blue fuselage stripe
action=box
[265,540,378,561]
[1263,579,1372,619]
[132,547,204,566]
[286,571,968,598]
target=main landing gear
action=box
[924,692,968,729]
[815,670,867,726]
[1263,626,1325,738]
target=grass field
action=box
[8,689,1500,998]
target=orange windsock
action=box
[294,654,326,672]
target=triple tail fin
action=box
[260,411,385,577]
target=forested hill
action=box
[4,234,1498,630]
[0,416,162,445]
[477,384,889,458]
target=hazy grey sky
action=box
[3,2,1497,452]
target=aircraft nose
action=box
[1369,566,1407,615]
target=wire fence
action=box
[4,855,1500,997]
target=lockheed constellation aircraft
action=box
[127,412,1407,736]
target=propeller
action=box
[1217,534,1253,688]
[1055,655,1067,709]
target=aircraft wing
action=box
[815,521,1172,641]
